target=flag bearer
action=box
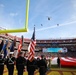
[16,52,26,75]
[5,52,15,75]
[0,53,4,75]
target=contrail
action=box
[36,21,76,31]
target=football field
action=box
[3,66,76,75]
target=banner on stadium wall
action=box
[43,47,67,53]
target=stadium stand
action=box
[0,33,76,57]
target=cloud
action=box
[72,0,76,9]
[68,0,76,21]
[29,0,48,23]
[9,12,18,17]
[0,4,4,8]
[0,14,18,30]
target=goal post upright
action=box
[0,0,30,33]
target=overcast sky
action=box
[0,0,76,39]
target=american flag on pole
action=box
[28,26,36,62]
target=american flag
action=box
[28,27,36,62]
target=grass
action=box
[3,65,76,75]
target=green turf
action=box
[3,65,76,75]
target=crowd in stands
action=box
[0,34,76,75]
[34,52,76,58]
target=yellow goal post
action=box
[0,0,30,33]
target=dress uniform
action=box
[57,57,60,67]
[5,52,15,75]
[26,58,37,75]
[38,55,47,75]
[16,52,26,75]
[0,54,4,75]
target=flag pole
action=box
[34,25,35,32]
[34,25,35,39]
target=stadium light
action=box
[0,0,30,33]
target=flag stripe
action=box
[31,44,34,51]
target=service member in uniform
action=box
[0,53,5,75]
[16,52,26,75]
[26,58,37,75]
[5,52,15,75]
[57,56,60,68]
[38,55,47,75]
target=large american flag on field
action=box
[28,27,36,62]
